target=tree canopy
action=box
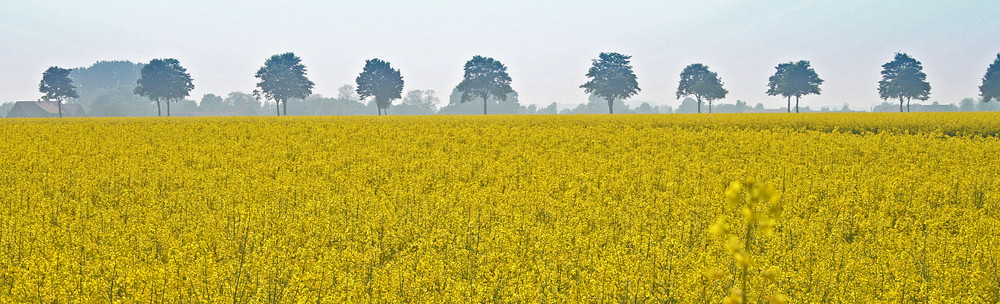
[676,63,727,113]
[766,62,793,112]
[981,53,1000,103]
[580,52,640,114]
[134,58,194,117]
[355,58,404,115]
[766,61,823,113]
[254,52,314,116]
[456,56,514,115]
[39,66,79,118]
[878,52,930,112]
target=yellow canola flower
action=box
[758,217,777,236]
[759,183,780,205]
[733,253,752,269]
[723,288,744,304]
[741,206,755,223]
[766,201,784,219]
[709,217,729,237]
[725,181,743,206]
[726,236,745,254]
[0,113,996,302]
[767,293,789,304]
[704,268,724,280]
[761,266,781,281]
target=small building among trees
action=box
[5,101,86,118]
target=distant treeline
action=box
[2,60,677,117]
[4,52,1000,118]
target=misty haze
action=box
[2,1,1000,302]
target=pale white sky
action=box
[1,0,998,109]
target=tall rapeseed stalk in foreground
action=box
[708,181,787,304]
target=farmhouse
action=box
[5,101,86,118]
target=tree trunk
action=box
[795,95,800,113]
[276,99,281,116]
[899,98,904,112]
[283,99,287,116]
[167,100,171,117]
[157,100,162,117]
[906,97,911,112]
[608,97,614,114]
[787,96,791,113]
[58,100,62,118]
[697,96,702,114]
[709,100,713,113]
[483,96,488,115]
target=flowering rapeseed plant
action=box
[0,113,998,302]
[710,181,785,303]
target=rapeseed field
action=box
[1,113,998,302]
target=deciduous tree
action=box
[768,61,823,113]
[355,58,404,115]
[254,53,314,116]
[39,66,79,118]
[766,63,792,112]
[980,53,1000,103]
[134,58,194,117]
[580,52,640,114]
[878,53,930,112]
[677,63,727,113]
[456,56,514,115]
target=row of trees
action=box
[35,52,1000,117]
[580,52,812,114]
[534,51,996,114]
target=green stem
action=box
[742,221,752,303]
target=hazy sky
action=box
[2,0,998,110]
